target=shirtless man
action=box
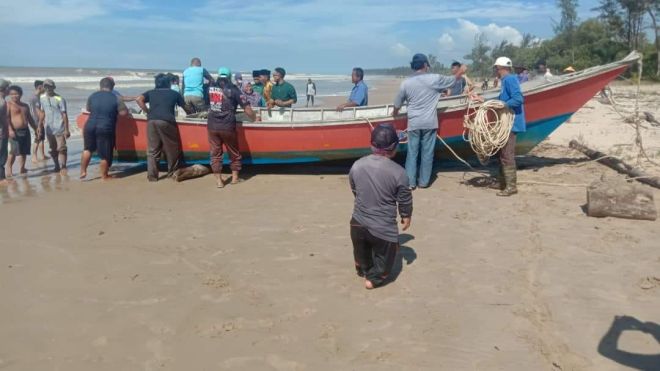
[6,86,38,177]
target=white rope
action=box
[462,100,514,161]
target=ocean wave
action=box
[6,75,154,84]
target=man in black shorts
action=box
[80,77,128,180]
[6,85,38,177]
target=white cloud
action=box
[435,19,525,63]
[390,43,412,57]
[438,34,455,50]
[0,0,105,24]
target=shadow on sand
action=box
[597,315,660,371]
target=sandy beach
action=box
[1,79,659,371]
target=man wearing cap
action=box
[535,61,553,82]
[207,67,257,188]
[349,124,412,289]
[38,79,70,175]
[336,67,368,111]
[481,56,525,196]
[268,67,297,108]
[392,53,466,189]
[252,70,264,98]
[182,57,214,112]
[136,73,191,181]
[0,79,11,184]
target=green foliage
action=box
[464,33,493,78]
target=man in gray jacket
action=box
[349,125,413,289]
[393,53,466,189]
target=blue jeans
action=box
[405,129,437,187]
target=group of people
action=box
[352,52,525,289]
[0,78,71,184]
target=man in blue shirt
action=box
[182,57,214,113]
[336,68,368,111]
[492,57,525,196]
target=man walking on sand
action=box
[80,77,129,180]
[136,73,191,182]
[38,79,70,175]
[207,67,257,188]
[349,124,413,289]
[6,86,38,177]
[0,79,11,185]
[29,80,48,162]
[393,53,466,189]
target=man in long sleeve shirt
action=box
[349,125,412,289]
[392,53,466,189]
[492,56,525,196]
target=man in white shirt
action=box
[306,78,316,107]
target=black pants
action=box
[0,136,7,180]
[147,120,183,181]
[350,218,399,287]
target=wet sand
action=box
[1,81,659,370]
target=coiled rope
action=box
[462,100,514,163]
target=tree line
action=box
[367,0,659,80]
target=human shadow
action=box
[597,315,660,371]
[383,233,417,285]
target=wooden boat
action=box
[76,52,640,165]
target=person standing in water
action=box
[349,124,412,289]
[80,77,129,180]
[5,85,38,177]
[38,79,70,175]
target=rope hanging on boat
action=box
[462,100,514,163]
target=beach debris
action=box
[171,164,211,182]
[644,112,660,127]
[569,140,660,189]
[98,230,105,236]
[586,176,657,221]
[638,276,660,290]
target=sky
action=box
[1,0,603,73]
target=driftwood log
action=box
[587,177,657,221]
[569,140,660,189]
[171,164,211,182]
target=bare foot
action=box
[101,175,115,181]
[6,171,13,179]
[216,178,225,188]
[364,280,374,290]
[80,171,87,180]
[20,168,28,175]
[60,168,68,176]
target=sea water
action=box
[0,66,377,117]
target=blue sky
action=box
[1,0,601,73]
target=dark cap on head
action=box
[43,79,56,88]
[371,124,399,151]
[260,69,271,77]
[410,53,429,70]
[252,70,260,78]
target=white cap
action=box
[493,57,513,68]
